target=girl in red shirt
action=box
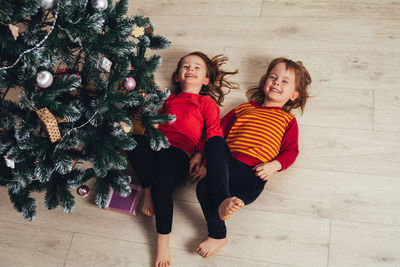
[191,57,312,258]
[127,51,238,267]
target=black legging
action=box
[196,136,266,239]
[127,135,189,234]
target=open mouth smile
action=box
[270,87,282,94]
[185,73,196,78]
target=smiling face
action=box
[263,62,299,107]
[175,55,210,94]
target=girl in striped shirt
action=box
[190,57,312,258]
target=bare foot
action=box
[196,236,228,258]
[218,197,244,220]
[155,234,171,267]
[142,187,154,216]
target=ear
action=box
[290,90,299,101]
[203,77,210,86]
[174,74,179,83]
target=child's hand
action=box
[189,152,203,175]
[252,160,282,181]
[191,165,207,182]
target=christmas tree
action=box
[0,0,172,221]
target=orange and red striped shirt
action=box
[221,101,299,170]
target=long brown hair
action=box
[246,57,312,114]
[171,51,239,105]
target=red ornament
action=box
[77,185,90,198]
[124,77,136,91]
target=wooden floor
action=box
[1,0,400,266]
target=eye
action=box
[283,80,289,84]
[269,75,277,80]
[195,66,201,70]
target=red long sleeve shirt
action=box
[220,101,299,170]
[158,92,223,155]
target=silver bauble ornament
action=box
[36,71,53,88]
[39,0,56,9]
[91,0,108,11]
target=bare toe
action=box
[218,197,244,220]
[142,188,154,216]
[155,234,171,267]
[196,237,228,258]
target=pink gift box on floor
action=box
[105,183,142,215]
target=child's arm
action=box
[252,118,299,181]
[202,98,223,141]
[252,160,282,181]
[275,118,299,171]
[190,98,222,180]
[191,162,207,182]
[189,151,203,176]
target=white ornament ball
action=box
[91,0,108,11]
[36,71,53,88]
[4,155,15,169]
[124,77,136,91]
[39,0,56,9]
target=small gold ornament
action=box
[131,26,145,38]
[35,107,66,143]
[120,121,132,133]
[8,24,19,40]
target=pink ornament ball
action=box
[124,77,136,91]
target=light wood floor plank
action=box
[374,89,400,132]
[176,167,400,227]
[0,220,72,266]
[254,168,400,226]
[65,233,154,267]
[297,126,400,177]
[261,0,400,19]
[296,88,373,130]
[147,16,399,52]
[66,233,288,267]
[171,201,330,266]
[129,0,263,17]
[329,220,400,266]
[0,187,328,266]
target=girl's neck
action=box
[262,100,283,108]
[181,86,202,94]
